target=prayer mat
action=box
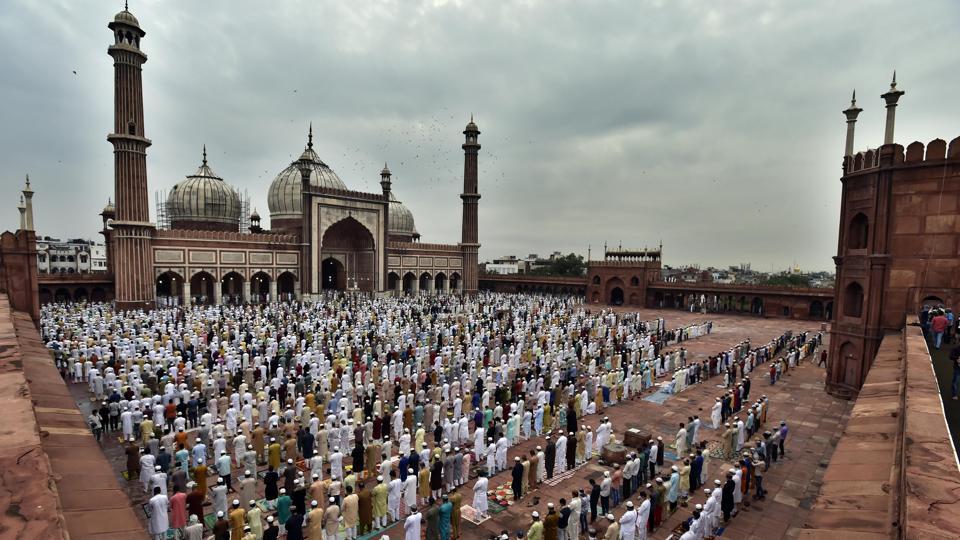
[460,504,490,525]
[544,460,588,486]
[663,451,679,461]
[488,483,515,507]
[642,390,671,405]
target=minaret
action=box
[108,4,155,310]
[17,196,26,231]
[460,116,481,294]
[296,125,315,300]
[380,163,392,197]
[881,71,905,145]
[21,175,34,231]
[842,90,862,158]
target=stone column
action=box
[214,281,222,305]
[269,280,278,303]
[183,281,191,306]
[443,277,450,293]
[843,91,862,157]
[412,276,420,295]
[881,73,904,145]
[426,276,435,295]
[243,280,251,304]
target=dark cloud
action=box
[2,0,958,271]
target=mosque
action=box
[102,6,480,310]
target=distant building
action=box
[36,237,107,274]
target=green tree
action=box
[529,253,586,276]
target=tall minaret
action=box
[108,4,155,310]
[881,71,905,145]
[460,116,481,294]
[21,174,34,231]
[842,90,862,158]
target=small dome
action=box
[113,9,140,27]
[250,208,260,221]
[388,192,418,240]
[101,198,115,215]
[166,150,241,231]
[267,146,348,221]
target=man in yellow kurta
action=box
[268,438,282,470]
[372,475,389,529]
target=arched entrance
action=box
[54,288,70,303]
[72,287,87,302]
[419,272,432,294]
[277,271,297,301]
[838,342,860,388]
[605,277,625,306]
[39,288,52,304]
[156,271,184,307]
[450,273,461,292]
[402,272,416,294]
[825,301,834,320]
[221,271,244,304]
[321,217,376,291]
[91,287,107,302]
[434,272,447,293]
[751,297,763,315]
[190,271,215,305]
[921,295,945,309]
[388,272,400,292]
[610,287,624,305]
[322,258,346,290]
[251,272,271,303]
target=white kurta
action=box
[147,493,169,536]
[473,477,488,514]
[404,512,422,540]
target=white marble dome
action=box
[388,192,419,240]
[267,146,348,221]
[166,150,241,230]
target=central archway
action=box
[321,217,376,291]
[610,287,624,305]
[322,258,346,290]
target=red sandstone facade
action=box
[95,7,479,306]
[827,79,960,397]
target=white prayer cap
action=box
[217,511,224,517]
[695,504,703,510]
[196,437,202,442]
[657,436,662,441]
[704,489,712,494]
[288,458,294,463]
[377,475,383,481]
[536,446,542,450]
[606,513,615,520]
[267,516,274,523]
[280,488,286,494]
[232,499,240,506]
[532,511,540,518]
[645,483,652,488]
[604,471,610,477]
[218,478,224,484]
[547,503,555,508]
[728,468,737,473]
[249,500,256,507]
[671,465,678,472]
[625,501,634,508]
[155,465,161,470]
[714,480,721,485]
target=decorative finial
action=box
[308,123,313,149]
[25,173,30,188]
[851,89,856,106]
[202,144,207,165]
[470,113,474,122]
[891,70,897,88]
[108,197,113,205]
[125,1,129,12]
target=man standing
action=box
[557,498,571,540]
[405,507,422,540]
[147,486,169,540]
[511,457,525,500]
[544,503,559,540]
[528,512,544,540]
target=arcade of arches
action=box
[153,269,298,306]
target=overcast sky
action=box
[2,0,958,272]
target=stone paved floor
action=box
[68,309,850,539]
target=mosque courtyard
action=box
[56,301,849,540]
